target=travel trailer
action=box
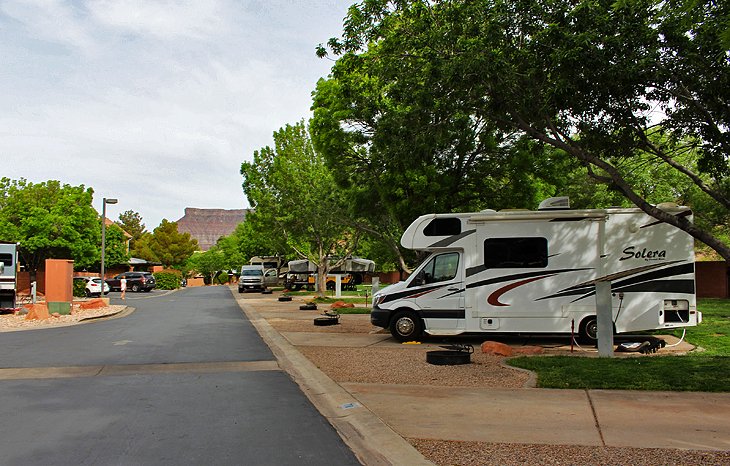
[371,198,701,342]
[0,241,18,309]
[285,257,375,291]
[249,256,288,276]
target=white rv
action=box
[0,241,18,309]
[371,198,701,343]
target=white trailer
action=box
[0,241,18,309]
[371,198,701,342]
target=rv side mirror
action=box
[412,272,424,287]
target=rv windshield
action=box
[242,270,263,277]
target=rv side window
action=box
[0,254,12,266]
[424,218,461,236]
[484,237,548,268]
[412,252,459,286]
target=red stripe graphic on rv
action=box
[407,288,440,299]
[487,274,558,307]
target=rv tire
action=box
[390,310,423,342]
[578,316,598,345]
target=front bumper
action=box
[370,306,392,329]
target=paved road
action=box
[0,287,360,465]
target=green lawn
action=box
[507,298,730,392]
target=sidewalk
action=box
[234,292,730,464]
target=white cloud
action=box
[87,0,233,41]
[0,0,98,52]
[0,0,350,229]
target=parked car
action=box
[73,276,110,297]
[238,265,277,292]
[105,271,156,292]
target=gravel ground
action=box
[409,439,730,466]
[258,296,729,466]
[0,303,126,332]
[267,313,379,334]
[299,346,529,388]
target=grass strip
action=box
[508,355,730,391]
[507,298,730,392]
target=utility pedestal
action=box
[335,275,342,298]
[45,259,74,315]
[595,280,614,357]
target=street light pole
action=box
[100,198,118,284]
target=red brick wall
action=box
[17,271,46,295]
[696,261,729,298]
[364,271,405,285]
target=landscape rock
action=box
[79,298,106,310]
[24,303,50,321]
[481,341,513,356]
[331,301,355,309]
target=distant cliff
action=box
[176,208,249,251]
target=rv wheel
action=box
[390,310,423,342]
[578,316,598,345]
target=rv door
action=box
[409,251,465,329]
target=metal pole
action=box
[100,198,118,284]
[101,198,107,283]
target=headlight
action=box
[372,294,385,307]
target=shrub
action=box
[213,271,232,285]
[73,279,87,297]
[154,271,181,290]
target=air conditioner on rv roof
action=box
[538,196,570,210]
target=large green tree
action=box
[118,210,146,250]
[0,178,100,277]
[218,217,291,270]
[312,46,545,272]
[134,220,198,268]
[241,121,358,297]
[318,0,730,260]
[103,223,130,268]
[186,248,228,284]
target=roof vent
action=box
[538,196,570,211]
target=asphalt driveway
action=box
[0,286,360,465]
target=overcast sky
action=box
[1,0,351,229]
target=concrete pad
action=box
[590,390,730,450]
[282,332,392,348]
[343,383,602,446]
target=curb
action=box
[501,357,538,388]
[233,292,433,466]
[79,306,134,322]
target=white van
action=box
[371,198,701,342]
